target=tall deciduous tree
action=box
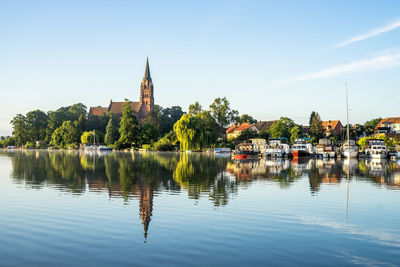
[11,114,28,146]
[235,114,257,124]
[364,118,382,135]
[25,110,48,142]
[188,102,202,116]
[209,97,238,134]
[159,106,185,136]
[118,100,139,147]
[270,117,295,139]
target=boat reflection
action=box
[2,150,400,241]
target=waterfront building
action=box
[88,58,155,122]
[226,123,259,140]
[322,120,343,136]
[375,117,400,135]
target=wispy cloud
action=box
[278,51,400,84]
[335,19,400,48]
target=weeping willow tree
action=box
[173,114,210,151]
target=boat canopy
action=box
[318,138,332,145]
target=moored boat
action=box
[342,140,358,158]
[365,139,388,159]
[291,138,313,157]
[316,138,336,158]
[98,145,113,151]
[342,85,359,158]
[214,148,231,153]
[265,138,291,158]
[233,143,259,160]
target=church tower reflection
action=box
[138,177,153,241]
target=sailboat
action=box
[342,84,358,158]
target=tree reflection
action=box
[4,150,400,240]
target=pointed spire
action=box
[144,57,151,79]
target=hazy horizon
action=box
[1,0,399,136]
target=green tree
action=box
[309,111,316,125]
[51,121,80,148]
[153,131,177,151]
[235,114,257,124]
[209,97,238,133]
[118,100,139,147]
[68,103,87,118]
[290,125,302,144]
[138,124,160,145]
[364,118,382,135]
[81,131,95,144]
[188,102,202,116]
[104,118,118,145]
[159,106,185,136]
[270,117,295,139]
[174,114,209,151]
[143,104,162,129]
[309,113,324,140]
[25,110,49,142]
[45,104,86,142]
[237,129,257,142]
[10,114,28,146]
[259,129,270,140]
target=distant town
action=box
[1,59,399,159]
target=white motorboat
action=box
[365,139,387,159]
[316,138,336,158]
[291,138,313,157]
[265,138,291,158]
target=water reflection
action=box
[2,150,400,240]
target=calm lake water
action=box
[1,150,400,266]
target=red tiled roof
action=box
[226,124,238,133]
[375,117,400,129]
[322,120,342,131]
[235,123,254,132]
[226,123,255,133]
[89,107,108,116]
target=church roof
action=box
[89,106,108,116]
[144,57,151,79]
[108,101,140,114]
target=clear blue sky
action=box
[1,0,399,135]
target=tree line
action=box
[1,97,395,150]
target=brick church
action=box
[88,58,155,121]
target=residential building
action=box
[226,123,259,140]
[255,120,277,132]
[322,120,343,136]
[375,117,400,134]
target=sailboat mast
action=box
[345,83,350,143]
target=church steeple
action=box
[139,58,154,115]
[144,57,151,79]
